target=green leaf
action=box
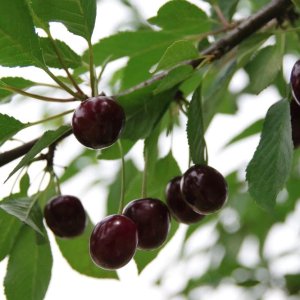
[245,39,284,94]
[19,172,30,196]
[155,40,198,72]
[285,274,300,295]
[225,119,264,147]
[98,139,136,160]
[89,31,178,66]
[0,113,28,145]
[148,0,211,34]
[4,226,52,300]
[187,86,206,165]
[246,100,293,210]
[120,88,175,140]
[7,125,71,180]
[154,65,194,94]
[55,216,117,279]
[0,77,35,103]
[0,209,21,262]
[147,152,181,199]
[40,38,82,69]
[179,69,205,96]
[0,196,44,235]
[29,0,97,40]
[0,0,44,67]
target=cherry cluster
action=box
[43,95,228,271]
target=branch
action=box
[0,0,293,167]
[118,0,292,96]
[0,129,72,168]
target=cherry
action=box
[290,60,300,105]
[44,195,86,238]
[290,98,300,148]
[123,198,170,250]
[72,95,125,149]
[166,176,205,224]
[180,165,228,215]
[90,215,138,270]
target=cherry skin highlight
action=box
[180,165,228,215]
[123,198,170,250]
[44,195,86,238]
[166,176,205,224]
[291,60,300,105]
[72,96,125,149]
[90,215,138,270]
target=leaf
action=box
[187,86,206,165]
[211,0,239,21]
[19,172,30,196]
[155,40,199,72]
[0,209,22,262]
[285,274,300,295]
[225,119,264,147]
[245,40,284,94]
[0,196,44,235]
[246,100,293,210]
[7,125,71,180]
[148,0,211,34]
[147,152,181,199]
[29,0,97,40]
[89,31,179,66]
[0,113,28,145]
[55,216,117,279]
[154,65,194,94]
[120,88,176,140]
[0,0,44,67]
[4,226,52,300]
[40,38,82,69]
[98,139,136,160]
[0,77,35,103]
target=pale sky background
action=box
[0,1,300,299]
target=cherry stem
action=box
[1,85,78,103]
[42,67,84,99]
[29,109,74,127]
[88,39,97,97]
[46,29,86,98]
[97,55,112,85]
[117,140,126,214]
[141,146,148,199]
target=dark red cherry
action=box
[290,98,300,148]
[166,176,205,224]
[291,60,300,105]
[44,195,86,238]
[181,165,228,215]
[123,198,170,250]
[72,96,125,149]
[90,215,137,270]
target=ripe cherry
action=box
[290,60,300,105]
[180,165,228,215]
[72,96,125,149]
[90,215,138,270]
[290,98,300,148]
[166,176,205,224]
[44,195,86,238]
[123,198,170,250]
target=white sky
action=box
[0,1,300,300]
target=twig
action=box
[118,0,292,97]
